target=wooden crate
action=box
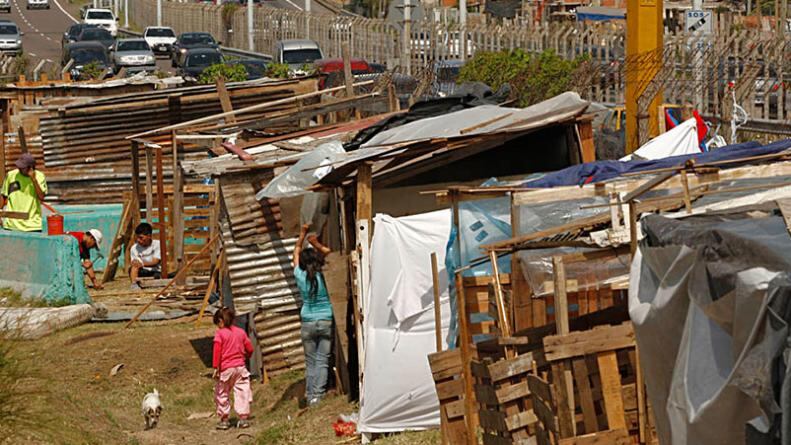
[428,348,474,445]
[472,352,538,445]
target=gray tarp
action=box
[629,212,791,444]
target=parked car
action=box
[143,26,177,56]
[75,27,114,51]
[275,39,323,71]
[83,8,118,37]
[314,58,372,89]
[177,48,223,79]
[0,0,10,13]
[62,41,114,79]
[228,59,268,80]
[111,39,156,73]
[0,20,22,55]
[26,0,48,9]
[171,32,220,67]
[62,23,98,48]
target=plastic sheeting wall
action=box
[630,213,791,445]
[358,211,452,433]
[0,231,90,304]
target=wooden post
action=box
[0,118,5,182]
[172,131,185,282]
[342,42,354,99]
[629,201,638,256]
[489,250,511,339]
[680,169,692,214]
[456,271,477,445]
[131,141,141,211]
[552,256,569,335]
[17,126,27,154]
[155,145,169,278]
[145,146,154,222]
[387,83,399,112]
[430,252,443,352]
[355,162,373,242]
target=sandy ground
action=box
[4,315,439,445]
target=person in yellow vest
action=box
[0,154,47,232]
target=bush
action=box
[458,49,591,107]
[12,54,29,79]
[80,61,105,81]
[266,62,291,79]
[198,63,248,84]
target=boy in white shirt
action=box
[129,222,161,290]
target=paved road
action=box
[6,0,76,68]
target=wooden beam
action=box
[0,118,6,182]
[17,126,27,154]
[172,132,185,282]
[342,42,354,99]
[431,252,443,353]
[456,271,477,445]
[131,140,141,212]
[144,146,154,221]
[622,169,678,202]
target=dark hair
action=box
[135,223,153,236]
[298,248,325,300]
[213,307,235,328]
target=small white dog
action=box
[142,389,162,430]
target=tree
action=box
[458,49,592,107]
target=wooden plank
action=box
[215,77,236,124]
[543,322,635,362]
[531,394,559,434]
[463,274,511,286]
[577,120,596,163]
[527,374,552,404]
[101,195,133,284]
[484,353,535,382]
[635,345,647,444]
[504,409,537,432]
[558,428,631,445]
[572,357,599,434]
[436,378,465,400]
[597,351,627,430]
[155,146,168,277]
[356,162,372,241]
[489,250,512,342]
[429,348,462,371]
[144,145,154,222]
[0,211,28,219]
[479,408,508,433]
[445,399,466,419]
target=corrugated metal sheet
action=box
[219,173,303,377]
[32,78,316,204]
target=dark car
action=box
[171,32,219,67]
[178,48,223,79]
[229,59,268,80]
[75,27,114,51]
[62,23,98,48]
[62,41,113,79]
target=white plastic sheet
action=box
[621,118,701,161]
[255,141,345,199]
[358,211,452,433]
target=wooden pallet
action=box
[428,348,473,445]
[472,352,538,445]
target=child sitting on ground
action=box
[212,307,254,430]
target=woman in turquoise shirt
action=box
[292,223,333,406]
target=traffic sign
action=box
[685,10,713,34]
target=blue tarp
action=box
[522,139,791,188]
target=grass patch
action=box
[256,424,289,443]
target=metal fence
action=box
[128,1,791,124]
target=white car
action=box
[83,8,118,37]
[143,26,176,56]
[26,0,49,9]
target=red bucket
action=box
[47,214,64,236]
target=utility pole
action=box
[402,0,413,75]
[124,0,128,28]
[113,0,118,19]
[157,0,162,27]
[625,0,664,153]
[247,0,254,51]
[305,0,311,39]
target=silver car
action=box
[111,38,156,73]
[0,21,22,55]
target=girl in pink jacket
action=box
[212,307,253,430]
